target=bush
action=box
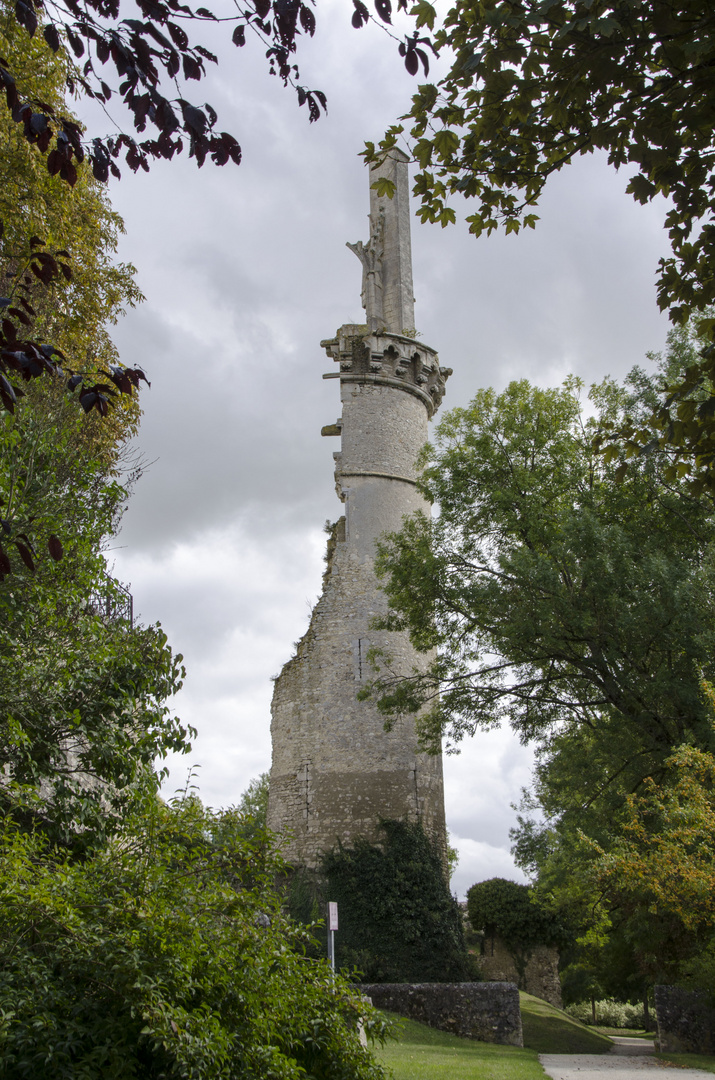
[321,819,474,984]
[0,795,389,1079]
[565,999,651,1029]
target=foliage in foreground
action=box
[371,0,715,328]
[0,795,389,1080]
[0,372,190,844]
[369,3,715,491]
[321,819,473,984]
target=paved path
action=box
[539,1036,713,1080]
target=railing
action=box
[87,577,134,627]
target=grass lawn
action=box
[657,1054,715,1072]
[374,994,614,1079]
[520,992,614,1054]
[374,1014,545,1080]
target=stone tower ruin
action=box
[266,150,452,869]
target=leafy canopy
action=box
[369,0,715,324]
[0,793,390,1079]
[367,2,715,486]
[586,682,715,987]
[0,382,191,842]
[0,7,148,426]
[367,367,715,790]
[1,0,433,186]
[467,877,565,957]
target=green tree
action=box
[591,725,715,984]
[364,355,715,985]
[0,379,191,843]
[0,792,390,1079]
[367,0,715,486]
[0,23,187,836]
[235,771,269,842]
[367,367,715,776]
[0,2,145,437]
[370,0,715,324]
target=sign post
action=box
[327,901,338,973]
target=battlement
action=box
[321,326,452,419]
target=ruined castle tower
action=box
[266,150,452,868]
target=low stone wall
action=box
[655,985,715,1054]
[358,982,523,1046]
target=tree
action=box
[366,0,715,484]
[1,0,431,187]
[363,359,715,990]
[366,366,715,782]
[596,315,715,499]
[0,792,390,1078]
[467,878,565,970]
[235,771,269,841]
[0,4,148,424]
[370,0,715,322]
[591,727,715,985]
[0,380,191,843]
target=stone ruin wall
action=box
[267,368,447,868]
[476,934,562,1009]
[267,149,451,874]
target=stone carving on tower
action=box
[266,149,452,869]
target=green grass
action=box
[373,992,615,1078]
[657,1053,715,1072]
[519,993,614,1054]
[374,1013,545,1080]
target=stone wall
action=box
[655,985,715,1054]
[476,934,562,1009]
[358,982,523,1045]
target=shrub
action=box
[0,795,389,1079]
[565,998,651,1029]
[321,819,474,984]
[467,878,566,980]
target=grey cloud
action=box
[94,6,673,883]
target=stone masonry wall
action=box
[655,985,715,1054]
[477,934,562,1009]
[359,982,523,1045]
[267,371,447,868]
[267,150,452,873]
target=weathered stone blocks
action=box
[655,985,715,1054]
[358,982,524,1045]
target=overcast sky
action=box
[99,0,673,898]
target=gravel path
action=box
[539,1036,714,1080]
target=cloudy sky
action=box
[95,0,673,898]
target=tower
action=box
[266,150,452,868]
